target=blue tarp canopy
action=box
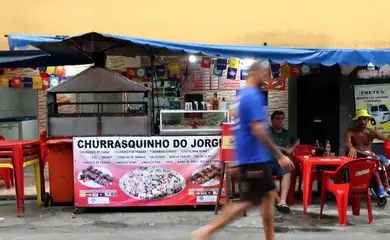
[0,50,93,68]
[0,50,48,63]
[7,32,390,66]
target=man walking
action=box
[191,61,294,240]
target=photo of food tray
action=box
[190,165,222,187]
[120,166,186,200]
[78,166,115,188]
[272,80,285,89]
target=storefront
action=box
[5,32,390,210]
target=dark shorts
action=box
[270,162,288,176]
[239,162,276,203]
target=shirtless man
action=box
[344,109,390,197]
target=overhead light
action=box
[241,58,255,67]
[189,55,197,63]
[367,63,375,70]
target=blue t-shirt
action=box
[233,86,271,165]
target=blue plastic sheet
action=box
[7,32,390,66]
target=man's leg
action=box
[191,202,252,240]
[373,171,389,197]
[279,172,291,205]
[261,191,277,240]
[274,164,291,213]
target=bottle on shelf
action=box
[212,93,219,110]
[207,98,213,110]
[315,140,321,156]
[311,142,317,156]
[324,140,331,156]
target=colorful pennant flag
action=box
[40,71,49,78]
[3,68,12,75]
[59,76,68,84]
[201,57,212,68]
[240,69,249,80]
[301,64,311,76]
[136,67,146,78]
[0,76,8,87]
[228,57,240,69]
[32,77,42,89]
[271,62,280,78]
[290,65,301,78]
[280,64,291,78]
[11,76,22,88]
[155,65,165,77]
[50,77,59,88]
[309,64,320,75]
[41,77,50,90]
[213,66,223,77]
[55,66,66,77]
[227,68,237,79]
[126,68,137,78]
[168,73,177,80]
[168,61,180,76]
[146,67,154,78]
[23,77,33,88]
[217,58,228,70]
[46,66,56,75]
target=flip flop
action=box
[276,204,291,214]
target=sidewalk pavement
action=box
[0,197,389,239]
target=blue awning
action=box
[0,50,49,63]
[7,32,390,66]
[0,50,93,68]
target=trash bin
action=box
[44,139,74,206]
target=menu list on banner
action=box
[181,62,211,91]
[216,64,241,90]
[73,136,225,207]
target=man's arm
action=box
[371,129,390,142]
[278,146,290,153]
[288,138,300,152]
[344,130,354,153]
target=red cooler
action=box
[220,123,235,161]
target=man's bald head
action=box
[249,60,270,72]
[247,60,271,88]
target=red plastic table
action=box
[295,155,353,213]
[0,140,44,216]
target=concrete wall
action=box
[1,0,390,50]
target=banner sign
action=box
[73,136,225,207]
[354,84,390,141]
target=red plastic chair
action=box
[291,144,322,205]
[39,130,48,167]
[385,140,390,159]
[319,158,377,227]
[0,136,13,189]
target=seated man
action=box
[269,110,300,213]
[345,109,390,197]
